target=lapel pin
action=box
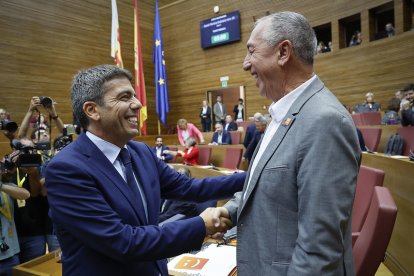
[283,117,292,127]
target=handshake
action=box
[199,207,231,239]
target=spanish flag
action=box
[134,0,147,135]
[110,0,123,68]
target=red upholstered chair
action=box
[222,148,243,170]
[352,113,364,126]
[229,131,242,144]
[359,128,382,152]
[352,166,384,245]
[397,126,414,156]
[167,147,178,163]
[353,186,397,276]
[360,112,381,125]
[197,146,212,165]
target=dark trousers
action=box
[201,120,211,132]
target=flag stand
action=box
[157,120,161,135]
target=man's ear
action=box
[83,101,100,122]
[277,40,293,66]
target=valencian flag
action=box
[110,0,123,68]
[134,0,147,134]
[153,0,169,125]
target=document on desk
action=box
[168,244,236,276]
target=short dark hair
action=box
[71,65,133,129]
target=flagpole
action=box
[158,120,161,135]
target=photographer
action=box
[0,108,18,144]
[18,96,64,141]
[0,157,30,276]
[6,138,56,263]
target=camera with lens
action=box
[39,96,53,108]
[0,239,9,252]
[0,120,18,132]
[10,139,42,168]
[54,135,73,152]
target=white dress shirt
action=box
[244,75,316,200]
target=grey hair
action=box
[255,11,317,65]
[254,115,268,125]
[71,64,133,129]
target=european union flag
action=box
[153,0,169,125]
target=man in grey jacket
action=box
[213,11,361,275]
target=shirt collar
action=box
[269,74,317,122]
[86,131,125,164]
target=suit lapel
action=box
[238,77,325,216]
[77,133,147,224]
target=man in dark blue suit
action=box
[223,115,238,131]
[45,65,245,276]
[243,115,268,162]
[151,136,173,162]
[209,123,232,145]
[242,112,263,149]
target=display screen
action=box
[200,11,241,49]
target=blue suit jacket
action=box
[211,130,232,144]
[150,145,173,162]
[46,132,245,276]
[243,123,256,148]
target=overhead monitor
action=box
[200,11,241,49]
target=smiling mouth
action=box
[127,117,138,126]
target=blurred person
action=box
[159,167,197,223]
[233,98,245,122]
[209,123,232,145]
[18,96,64,141]
[0,109,17,143]
[45,65,245,275]
[0,171,30,276]
[242,115,267,162]
[385,22,395,37]
[353,92,381,113]
[150,136,173,162]
[176,118,205,146]
[199,100,211,132]
[242,112,262,149]
[316,41,328,54]
[213,95,226,125]
[7,138,54,263]
[212,12,360,275]
[328,41,333,52]
[165,137,200,166]
[381,97,401,125]
[349,30,362,47]
[223,115,238,131]
[401,84,414,126]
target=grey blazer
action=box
[213,102,226,122]
[225,76,360,276]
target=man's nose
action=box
[243,54,251,71]
[131,97,142,109]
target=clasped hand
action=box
[199,207,231,239]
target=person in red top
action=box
[164,137,199,165]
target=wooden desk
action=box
[362,153,414,276]
[13,250,61,276]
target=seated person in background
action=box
[176,118,205,146]
[381,97,401,125]
[159,167,198,223]
[243,112,263,149]
[209,123,232,145]
[164,137,199,166]
[349,30,362,47]
[151,136,173,162]
[375,22,396,39]
[223,115,238,132]
[401,84,414,126]
[353,92,381,113]
[243,115,268,162]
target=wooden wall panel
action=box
[158,0,413,132]
[0,0,413,138]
